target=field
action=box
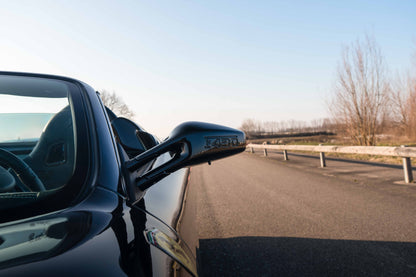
[248,134,416,165]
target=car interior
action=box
[0,105,75,194]
[0,76,75,196]
[22,105,75,190]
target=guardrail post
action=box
[319,144,326,168]
[263,142,268,156]
[283,150,288,161]
[401,145,414,183]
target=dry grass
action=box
[324,152,416,166]
[248,134,416,165]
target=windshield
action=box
[0,75,76,205]
[0,95,68,143]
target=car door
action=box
[97,95,198,276]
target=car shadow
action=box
[197,236,416,276]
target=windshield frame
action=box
[0,72,93,223]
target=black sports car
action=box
[0,72,246,276]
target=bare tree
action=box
[406,45,416,139]
[392,73,416,139]
[408,81,416,139]
[329,35,390,146]
[240,119,258,137]
[100,90,135,120]
[391,74,410,132]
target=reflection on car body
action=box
[0,71,246,276]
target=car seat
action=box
[24,106,75,190]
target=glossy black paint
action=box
[0,186,185,277]
[0,71,246,276]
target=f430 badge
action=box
[204,136,239,149]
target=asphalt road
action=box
[182,151,416,276]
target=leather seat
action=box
[24,106,75,190]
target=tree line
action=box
[240,118,335,138]
[241,35,416,145]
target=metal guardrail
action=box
[247,143,416,183]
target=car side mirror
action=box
[124,121,246,192]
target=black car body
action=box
[0,72,245,276]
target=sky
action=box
[0,0,415,138]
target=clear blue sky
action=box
[1,0,415,137]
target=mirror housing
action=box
[125,121,246,191]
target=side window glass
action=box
[0,76,75,197]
